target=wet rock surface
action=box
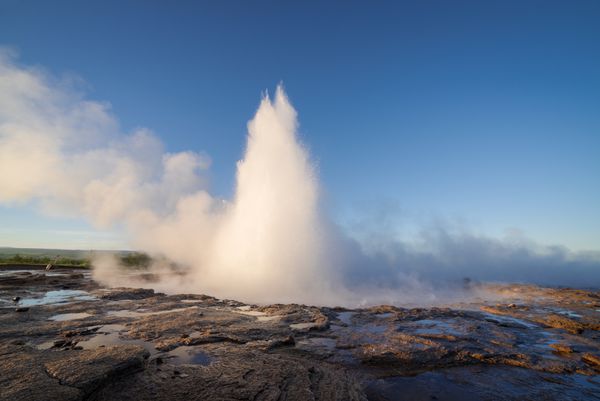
[0,265,598,400]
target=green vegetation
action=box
[0,253,90,267]
[0,247,153,269]
[119,252,152,269]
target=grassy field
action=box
[0,247,151,268]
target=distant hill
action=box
[0,247,130,258]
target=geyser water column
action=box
[195,86,336,304]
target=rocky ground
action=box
[0,266,599,401]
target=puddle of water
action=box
[236,310,266,317]
[482,313,538,329]
[107,306,198,318]
[554,309,582,318]
[366,365,600,400]
[337,311,355,325]
[533,331,567,358]
[107,310,148,318]
[356,323,387,335]
[164,346,212,366]
[0,270,72,277]
[0,270,40,276]
[375,312,394,319]
[296,337,337,351]
[36,340,58,350]
[412,319,464,337]
[234,308,281,322]
[290,322,319,330]
[365,370,475,401]
[538,331,560,344]
[77,324,157,354]
[17,290,96,307]
[49,312,93,321]
[257,315,281,322]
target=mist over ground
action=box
[1,52,598,306]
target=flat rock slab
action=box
[91,347,366,401]
[0,343,148,401]
[44,345,149,392]
[0,344,81,401]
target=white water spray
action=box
[203,88,333,301]
[112,86,342,304]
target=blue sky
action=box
[1,0,599,251]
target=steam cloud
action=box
[1,51,598,306]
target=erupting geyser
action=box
[95,86,343,305]
[207,87,333,301]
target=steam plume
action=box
[1,52,598,306]
[125,87,341,304]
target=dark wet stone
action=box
[536,314,585,334]
[62,327,100,337]
[550,343,574,354]
[92,350,367,401]
[0,345,82,401]
[365,365,600,401]
[100,288,158,300]
[267,335,296,350]
[582,353,600,369]
[44,345,148,394]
